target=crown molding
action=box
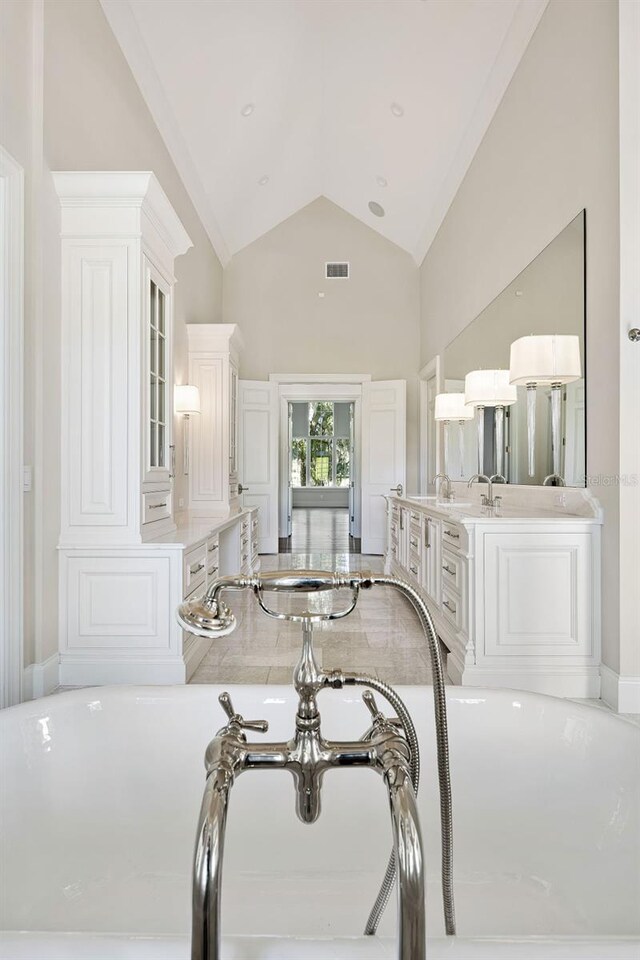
[52,170,192,258]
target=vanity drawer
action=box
[441,586,461,631]
[143,490,171,525]
[441,548,463,593]
[442,521,464,551]
[184,543,206,597]
[408,531,421,554]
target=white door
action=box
[238,381,279,553]
[361,380,406,554]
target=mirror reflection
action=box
[442,211,586,487]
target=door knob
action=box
[389,484,403,496]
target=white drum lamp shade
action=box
[434,393,474,422]
[435,393,473,479]
[464,370,516,478]
[464,369,517,407]
[174,384,201,415]
[509,335,581,385]
[508,335,581,482]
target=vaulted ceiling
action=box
[101,0,547,265]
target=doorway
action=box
[281,399,357,553]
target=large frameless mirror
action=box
[442,210,586,486]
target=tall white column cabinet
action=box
[54,173,260,687]
[55,171,190,544]
[186,323,243,517]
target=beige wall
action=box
[223,197,421,490]
[419,0,622,671]
[1,0,223,668]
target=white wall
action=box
[419,0,623,673]
[223,197,421,490]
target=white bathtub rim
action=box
[5,682,639,732]
[1,932,640,960]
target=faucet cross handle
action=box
[218,691,269,733]
[362,690,402,730]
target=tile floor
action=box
[279,506,359,553]
[189,548,443,685]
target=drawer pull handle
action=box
[411,512,419,521]
[443,600,457,615]
[410,564,418,575]
[410,537,418,548]
[424,521,430,549]
[242,553,248,561]
[208,565,219,575]
[190,562,205,575]
[149,502,168,510]
[443,563,456,576]
[445,529,460,539]
[208,543,218,553]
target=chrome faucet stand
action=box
[179,571,456,960]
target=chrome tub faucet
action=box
[178,570,456,960]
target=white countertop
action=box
[394,493,602,523]
[146,507,254,549]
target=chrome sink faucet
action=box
[433,472,454,500]
[468,472,502,508]
[178,571,457,960]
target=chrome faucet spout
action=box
[468,473,498,507]
[433,473,453,500]
[386,762,426,960]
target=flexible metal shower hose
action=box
[353,576,456,938]
[343,675,421,932]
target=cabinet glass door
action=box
[145,262,171,486]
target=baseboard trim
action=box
[601,663,640,714]
[453,659,601,699]
[22,653,60,700]
[59,656,186,686]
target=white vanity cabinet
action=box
[386,495,602,698]
[187,324,243,517]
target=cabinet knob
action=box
[238,483,249,494]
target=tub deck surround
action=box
[58,507,260,688]
[1,686,638,960]
[385,486,602,699]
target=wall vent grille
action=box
[325,262,349,279]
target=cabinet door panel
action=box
[483,532,593,657]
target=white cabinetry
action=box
[386,495,602,698]
[187,324,243,517]
[55,171,191,543]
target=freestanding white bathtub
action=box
[1,685,638,960]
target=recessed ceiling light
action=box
[241,103,255,117]
[376,175,388,188]
[258,175,269,186]
[390,102,404,118]
[368,200,385,218]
